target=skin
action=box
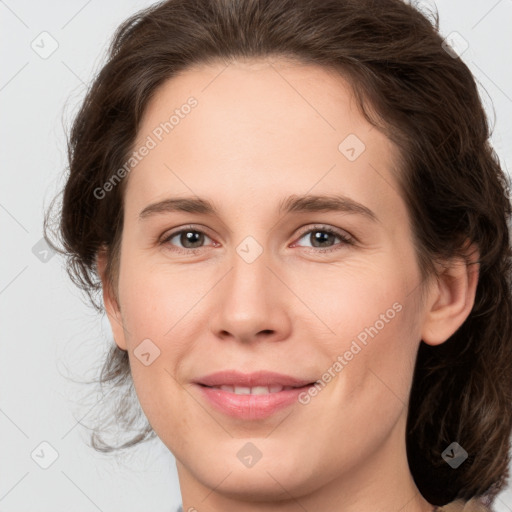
[97,58,479,512]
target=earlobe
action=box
[96,248,128,351]
[421,242,480,346]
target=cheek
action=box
[295,258,411,341]
[118,259,206,342]
[304,255,421,396]
[116,263,197,431]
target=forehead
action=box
[125,58,401,219]
[136,58,369,151]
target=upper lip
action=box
[195,370,317,388]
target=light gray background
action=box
[1,0,511,511]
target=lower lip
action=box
[195,384,315,420]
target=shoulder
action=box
[438,498,492,512]
[176,500,491,512]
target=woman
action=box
[45,0,512,510]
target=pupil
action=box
[182,231,203,248]
[312,231,333,247]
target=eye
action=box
[160,224,354,255]
[160,225,217,254]
[292,225,354,253]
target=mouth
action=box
[197,383,314,395]
[193,370,318,419]
[194,369,317,389]
[194,380,318,420]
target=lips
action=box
[193,370,318,420]
[195,369,316,389]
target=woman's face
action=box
[103,58,438,509]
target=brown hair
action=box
[44,0,512,507]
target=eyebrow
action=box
[138,194,378,222]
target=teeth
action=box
[213,385,295,394]
[250,386,271,395]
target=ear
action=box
[96,248,128,351]
[421,242,480,346]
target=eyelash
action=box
[159,224,355,255]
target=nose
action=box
[208,245,292,344]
